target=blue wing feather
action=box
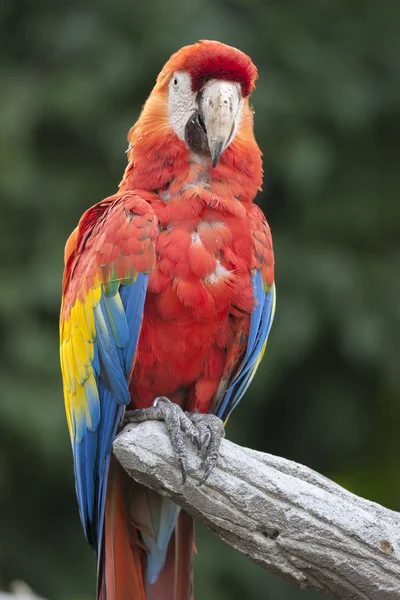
[120,273,148,373]
[103,294,130,348]
[73,274,149,551]
[93,299,130,405]
[213,270,275,422]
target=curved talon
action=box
[199,429,212,459]
[189,413,225,485]
[153,395,171,407]
[123,398,200,483]
[122,401,224,485]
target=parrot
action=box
[60,40,275,600]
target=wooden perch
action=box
[114,421,400,600]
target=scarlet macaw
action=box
[60,40,275,600]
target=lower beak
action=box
[200,81,241,167]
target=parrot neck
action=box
[119,123,262,205]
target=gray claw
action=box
[189,413,225,485]
[123,399,225,485]
[123,397,199,483]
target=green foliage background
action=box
[0,1,399,598]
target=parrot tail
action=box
[97,459,146,600]
[98,459,194,600]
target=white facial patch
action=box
[167,72,198,140]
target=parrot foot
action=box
[122,398,225,485]
[188,412,225,486]
[122,397,200,483]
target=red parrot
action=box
[60,40,275,600]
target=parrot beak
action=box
[200,81,242,167]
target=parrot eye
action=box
[173,77,179,88]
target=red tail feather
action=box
[98,459,194,600]
[144,511,194,600]
[98,459,146,600]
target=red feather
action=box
[162,40,258,97]
[98,461,146,600]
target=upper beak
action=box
[200,80,241,167]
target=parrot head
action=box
[156,40,258,167]
[124,40,260,188]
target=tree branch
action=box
[114,421,400,600]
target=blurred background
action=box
[0,0,399,599]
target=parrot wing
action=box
[60,191,157,552]
[212,205,275,422]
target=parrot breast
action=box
[129,154,255,414]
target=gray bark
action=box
[114,421,400,600]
